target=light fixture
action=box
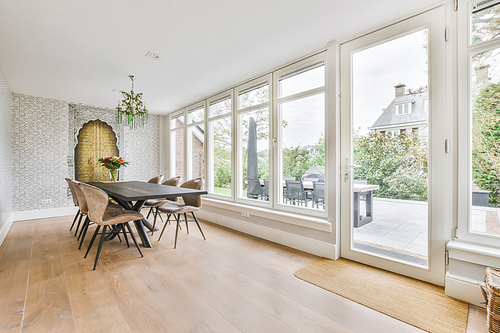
[145,51,160,59]
[116,75,148,129]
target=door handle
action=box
[344,159,360,182]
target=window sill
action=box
[447,240,500,267]
[202,198,332,232]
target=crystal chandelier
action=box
[116,75,148,129]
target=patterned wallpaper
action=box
[12,94,160,211]
[0,67,12,229]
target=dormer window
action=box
[395,102,412,115]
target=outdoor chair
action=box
[313,181,325,209]
[144,175,182,235]
[79,183,144,270]
[285,180,310,207]
[157,178,206,248]
[247,179,263,199]
[283,177,295,200]
[263,179,269,201]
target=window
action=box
[395,102,412,115]
[207,93,232,197]
[457,0,500,245]
[235,77,271,203]
[186,104,205,180]
[170,111,185,180]
[276,58,326,212]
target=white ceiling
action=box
[0,0,444,115]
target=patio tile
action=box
[404,243,428,257]
[352,232,379,243]
[371,237,407,250]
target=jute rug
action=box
[294,258,469,333]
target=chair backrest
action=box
[247,179,263,197]
[313,182,325,204]
[148,175,164,184]
[303,177,319,182]
[65,178,78,206]
[283,177,295,181]
[180,178,204,208]
[162,176,182,187]
[285,180,306,200]
[68,179,88,214]
[79,183,110,225]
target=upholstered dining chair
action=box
[79,183,144,270]
[148,175,164,184]
[68,179,123,250]
[157,178,206,249]
[144,175,182,235]
[65,178,82,232]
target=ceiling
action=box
[0,0,444,115]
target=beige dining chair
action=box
[148,175,164,184]
[65,178,83,233]
[157,178,206,248]
[79,183,144,270]
[144,175,183,235]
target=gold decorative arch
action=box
[75,120,119,182]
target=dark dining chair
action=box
[79,183,144,270]
[285,180,310,206]
[247,179,263,199]
[157,178,206,248]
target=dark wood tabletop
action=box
[87,181,208,201]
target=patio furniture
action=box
[472,190,490,207]
[79,183,144,270]
[313,182,325,209]
[285,180,310,206]
[158,178,206,248]
[353,183,379,228]
[247,179,263,199]
[263,179,269,201]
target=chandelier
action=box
[116,75,148,129]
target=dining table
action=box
[87,181,208,248]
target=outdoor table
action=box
[353,184,380,228]
[87,181,208,248]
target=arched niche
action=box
[75,120,119,182]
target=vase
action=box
[109,169,119,181]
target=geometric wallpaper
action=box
[12,93,160,212]
[0,67,12,229]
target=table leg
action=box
[353,192,360,228]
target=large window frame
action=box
[273,54,327,218]
[457,0,500,246]
[186,102,206,181]
[169,109,186,181]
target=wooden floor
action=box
[0,214,487,333]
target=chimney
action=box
[394,83,406,98]
[475,65,490,83]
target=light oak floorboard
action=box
[0,216,488,333]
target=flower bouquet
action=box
[98,156,129,181]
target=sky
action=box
[352,29,428,135]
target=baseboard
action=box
[0,213,14,248]
[196,210,337,259]
[445,272,485,307]
[13,206,78,221]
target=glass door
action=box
[340,7,447,285]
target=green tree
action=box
[472,83,500,204]
[353,131,428,201]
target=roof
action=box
[370,90,428,130]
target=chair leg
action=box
[184,213,189,234]
[125,222,143,257]
[156,207,164,222]
[174,214,181,249]
[158,214,171,241]
[192,213,206,240]
[113,225,122,242]
[85,225,101,258]
[74,213,84,236]
[70,209,80,231]
[151,207,158,236]
[78,217,91,250]
[122,224,129,248]
[146,207,153,219]
[93,225,108,270]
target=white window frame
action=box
[273,53,327,218]
[206,90,234,201]
[395,102,412,116]
[186,102,206,181]
[234,75,273,207]
[169,109,186,180]
[457,0,500,246]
